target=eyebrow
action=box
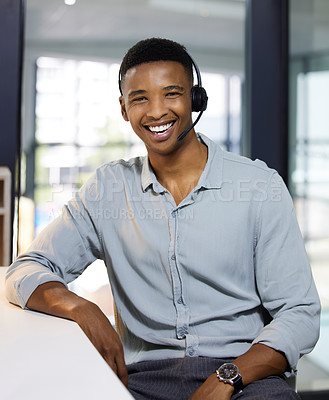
[164,85,185,91]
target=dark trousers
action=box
[128,357,301,400]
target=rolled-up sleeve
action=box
[252,173,321,372]
[5,173,104,309]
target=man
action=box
[6,38,320,399]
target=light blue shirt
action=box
[5,134,320,372]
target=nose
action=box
[146,96,168,120]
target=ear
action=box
[119,96,129,121]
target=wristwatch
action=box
[215,363,243,394]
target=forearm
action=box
[233,343,289,386]
[26,281,90,322]
[26,281,111,338]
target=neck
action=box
[148,133,208,200]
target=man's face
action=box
[119,60,193,157]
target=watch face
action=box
[218,363,239,379]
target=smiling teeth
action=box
[148,122,173,134]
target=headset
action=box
[178,51,208,141]
[118,51,208,142]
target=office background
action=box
[1,1,329,398]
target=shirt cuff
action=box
[5,264,68,309]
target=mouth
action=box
[145,121,175,136]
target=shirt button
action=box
[188,348,195,356]
[171,254,176,261]
[177,297,183,304]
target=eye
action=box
[134,96,147,102]
[166,92,181,98]
[131,96,147,104]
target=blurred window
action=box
[290,0,329,391]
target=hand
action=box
[73,301,128,387]
[188,373,234,400]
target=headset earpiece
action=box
[191,86,208,112]
[186,51,208,113]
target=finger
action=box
[115,354,128,387]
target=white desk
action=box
[0,267,134,400]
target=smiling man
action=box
[6,38,320,400]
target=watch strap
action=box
[231,373,243,394]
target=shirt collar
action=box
[196,133,223,190]
[141,133,223,193]
[141,157,165,193]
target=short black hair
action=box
[119,38,193,95]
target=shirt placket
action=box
[166,192,199,357]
